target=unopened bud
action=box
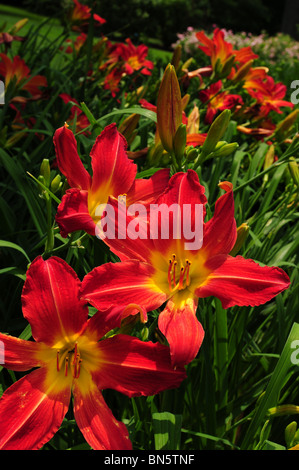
[199,109,231,162]
[275,109,299,141]
[219,54,236,78]
[171,44,182,70]
[50,174,62,193]
[231,60,254,84]
[211,141,239,159]
[157,64,182,154]
[229,223,249,256]
[118,113,140,145]
[148,142,165,166]
[186,147,198,162]
[285,421,298,449]
[40,159,51,187]
[173,123,187,162]
[288,157,299,185]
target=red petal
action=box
[80,260,167,315]
[158,299,205,366]
[84,305,137,340]
[0,333,42,371]
[21,256,89,345]
[89,123,137,201]
[126,168,170,206]
[93,334,186,396]
[202,183,237,256]
[55,188,96,238]
[53,125,91,190]
[96,194,154,263]
[0,368,70,450]
[152,170,207,256]
[196,255,291,309]
[73,379,132,450]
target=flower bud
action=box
[231,60,254,84]
[219,54,236,78]
[118,113,140,145]
[50,174,62,194]
[229,223,249,256]
[210,141,239,159]
[185,146,198,162]
[173,123,187,162]
[40,159,51,187]
[199,109,231,162]
[157,64,182,154]
[275,109,299,141]
[285,421,298,449]
[171,44,182,70]
[288,157,299,185]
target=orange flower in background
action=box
[196,28,257,77]
[246,75,294,117]
[0,53,47,103]
[199,80,243,124]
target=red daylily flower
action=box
[199,80,243,124]
[106,38,154,77]
[246,75,294,117]
[80,170,290,367]
[0,53,47,103]
[69,0,106,31]
[0,256,186,450]
[54,123,170,237]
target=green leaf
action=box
[240,322,299,449]
[0,240,30,263]
[152,412,182,450]
[260,440,286,450]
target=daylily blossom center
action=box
[127,55,142,70]
[56,342,82,378]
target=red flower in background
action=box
[0,256,185,450]
[199,80,243,124]
[106,38,154,76]
[62,32,87,54]
[80,170,290,367]
[69,0,106,31]
[0,53,47,103]
[53,123,170,238]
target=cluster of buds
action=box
[38,159,63,198]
